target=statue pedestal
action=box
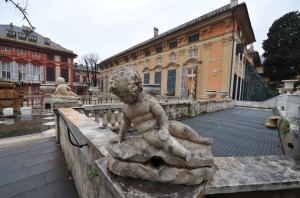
[51,96,82,109]
[96,157,207,198]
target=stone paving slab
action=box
[0,136,78,198]
[42,116,55,120]
[181,107,283,157]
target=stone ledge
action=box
[205,155,300,195]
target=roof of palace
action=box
[0,24,76,55]
[101,2,255,64]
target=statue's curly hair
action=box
[108,68,143,95]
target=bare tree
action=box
[80,53,101,87]
[5,0,35,29]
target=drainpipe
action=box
[229,8,236,98]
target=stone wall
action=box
[56,108,116,198]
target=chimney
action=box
[230,0,238,7]
[154,27,159,37]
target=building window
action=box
[154,72,161,85]
[169,41,177,49]
[144,59,150,67]
[156,46,162,53]
[167,69,176,96]
[17,49,26,54]
[61,68,69,82]
[46,66,55,81]
[188,49,199,59]
[6,30,16,38]
[45,38,50,45]
[156,56,162,65]
[18,32,26,41]
[32,51,40,57]
[47,53,54,60]
[1,46,10,52]
[188,34,199,43]
[33,65,41,82]
[145,50,150,57]
[144,73,150,84]
[19,64,26,81]
[2,62,11,79]
[28,35,37,42]
[61,56,68,63]
[33,86,40,94]
[132,54,137,60]
[169,54,177,62]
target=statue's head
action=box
[109,68,143,104]
[56,77,65,85]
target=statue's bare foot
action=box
[199,138,213,145]
[109,138,119,144]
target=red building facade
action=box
[0,24,77,94]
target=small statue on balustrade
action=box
[53,77,79,99]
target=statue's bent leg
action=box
[169,121,213,145]
[143,130,191,161]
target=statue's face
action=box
[113,82,138,104]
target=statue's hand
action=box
[157,130,170,142]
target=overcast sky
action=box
[1,0,299,62]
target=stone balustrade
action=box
[55,107,300,198]
[74,99,234,128]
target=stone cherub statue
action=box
[109,68,212,160]
[106,68,216,185]
[53,77,79,99]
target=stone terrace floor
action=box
[181,107,284,157]
[0,136,78,198]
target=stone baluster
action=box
[93,110,100,123]
[110,110,117,126]
[102,110,108,128]
[117,109,123,125]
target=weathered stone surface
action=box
[106,136,214,168]
[97,157,207,197]
[107,156,216,185]
[205,155,300,195]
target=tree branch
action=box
[5,0,35,30]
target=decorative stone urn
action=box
[88,87,100,95]
[218,91,228,98]
[205,90,217,99]
[282,80,298,94]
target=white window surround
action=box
[144,59,150,67]
[188,49,199,59]
[32,51,40,57]
[1,46,10,52]
[17,49,26,54]
[156,57,162,65]
[169,54,177,62]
